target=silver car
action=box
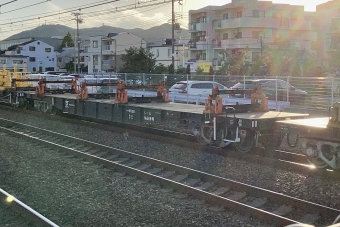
[169,81,229,96]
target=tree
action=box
[263,39,299,76]
[120,47,156,73]
[60,32,75,49]
[195,66,204,75]
[65,60,74,72]
[185,64,191,74]
[168,63,174,74]
[175,65,186,74]
[329,50,340,70]
[209,65,214,75]
[151,63,168,74]
[219,51,248,75]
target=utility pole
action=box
[260,36,263,57]
[171,0,175,69]
[72,12,83,74]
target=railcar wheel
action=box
[262,133,284,152]
[195,125,230,147]
[196,125,214,145]
[287,134,299,148]
[305,146,328,169]
[234,129,255,153]
[213,128,230,148]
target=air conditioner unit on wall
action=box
[233,29,239,34]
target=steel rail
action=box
[0,188,59,227]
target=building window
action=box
[202,53,206,60]
[291,14,299,21]
[93,55,98,65]
[253,10,259,18]
[45,48,51,52]
[252,52,261,62]
[222,33,228,40]
[252,31,260,39]
[33,67,36,71]
[13,60,23,64]
[236,11,242,18]
[29,46,36,51]
[223,13,228,20]
[0,60,6,64]
[235,32,242,39]
[29,57,36,62]
[93,40,98,48]
[311,41,318,50]
[196,53,200,60]
[331,18,340,30]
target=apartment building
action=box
[188,6,217,65]
[316,0,340,64]
[87,32,147,73]
[189,0,317,70]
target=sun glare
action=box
[6,195,14,203]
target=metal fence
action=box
[94,72,340,114]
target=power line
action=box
[0,0,18,13]
[0,0,120,26]
[0,0,110,21]
[1,0,50,15]
[0,4,172,33]
[0,0,173,34]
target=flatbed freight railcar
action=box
[277,102,340,169]
[9,88,307,154]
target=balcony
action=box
[192,41,208,51]
[212,38,261,50]
[102,59,112,65]
[213,17,312,30]
[327,25,340,33]
[102,45,115,55]
[189,22,208,31]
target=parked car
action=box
[169,80,229,96]
[230,79,307,102]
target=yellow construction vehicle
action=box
[0,63,33,96]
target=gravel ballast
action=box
[0,107,340,226]
[0,109,266,226]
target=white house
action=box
[87,32,146,73]
[0,39,57,72]
[148,39,189,70]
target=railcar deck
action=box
[23,92,307,120]
[277,117,329,129]
[278,117,340,143]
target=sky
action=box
[0,0,331,40]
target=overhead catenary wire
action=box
[0,0,50,15]
[0,0,171,28]
[0,3,173,33]
[0,0,175,34]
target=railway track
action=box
[3,103,340,180]
[0,104,336,178]
[0,188,58,227]
[0,118,339,226]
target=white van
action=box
[169,80,229,96]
